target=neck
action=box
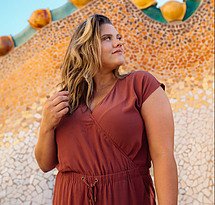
[93,72,117,92]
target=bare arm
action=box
[34,91,69,172]
[35,125,58,172]
[141,87,178,205]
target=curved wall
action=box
[0,0,214,204]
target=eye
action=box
[117,36,122,40]
[104,36,111,41]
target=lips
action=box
[112,49,123,54]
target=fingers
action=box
[48,91,69,101]
[48,91,70,114]
[43,91,70,116]
[41,91,70,130]
[57,107,70,117]
[54,101,70,113]
[52,95,69,107]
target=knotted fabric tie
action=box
[81,176,98,205]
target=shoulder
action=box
[123,70,158,85]
[124,70,154,80]
[119,70,164,89]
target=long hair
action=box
[60,14,124,114]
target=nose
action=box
[113,38,123,47]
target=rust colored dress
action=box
[53,70,164,205]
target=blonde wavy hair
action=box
[60,14,125,114]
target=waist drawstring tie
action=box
[81,176,98,205]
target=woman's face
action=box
[100,23,125,71]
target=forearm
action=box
[34,123,58,172]
[153,153,178,205]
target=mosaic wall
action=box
[0,0,214,204]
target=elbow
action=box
[34,148,57,173]
[37,160,57,173]
[151,152,178,171]
[151,152,177,166]
[151,149,175,162]
[40,166,54,173]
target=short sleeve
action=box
[131,71,165,108]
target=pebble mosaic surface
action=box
[0,0,214,204]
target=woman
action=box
[35,14,178,205]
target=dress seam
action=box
[90,115,139,170]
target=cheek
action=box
[101,42,112,54]
[101,47,108,55]
[101,48,111,61]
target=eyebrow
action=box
[101,33,122,38]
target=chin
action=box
[117,60,125,66]
[112,63,124,71]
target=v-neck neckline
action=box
[86,78,120,115]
